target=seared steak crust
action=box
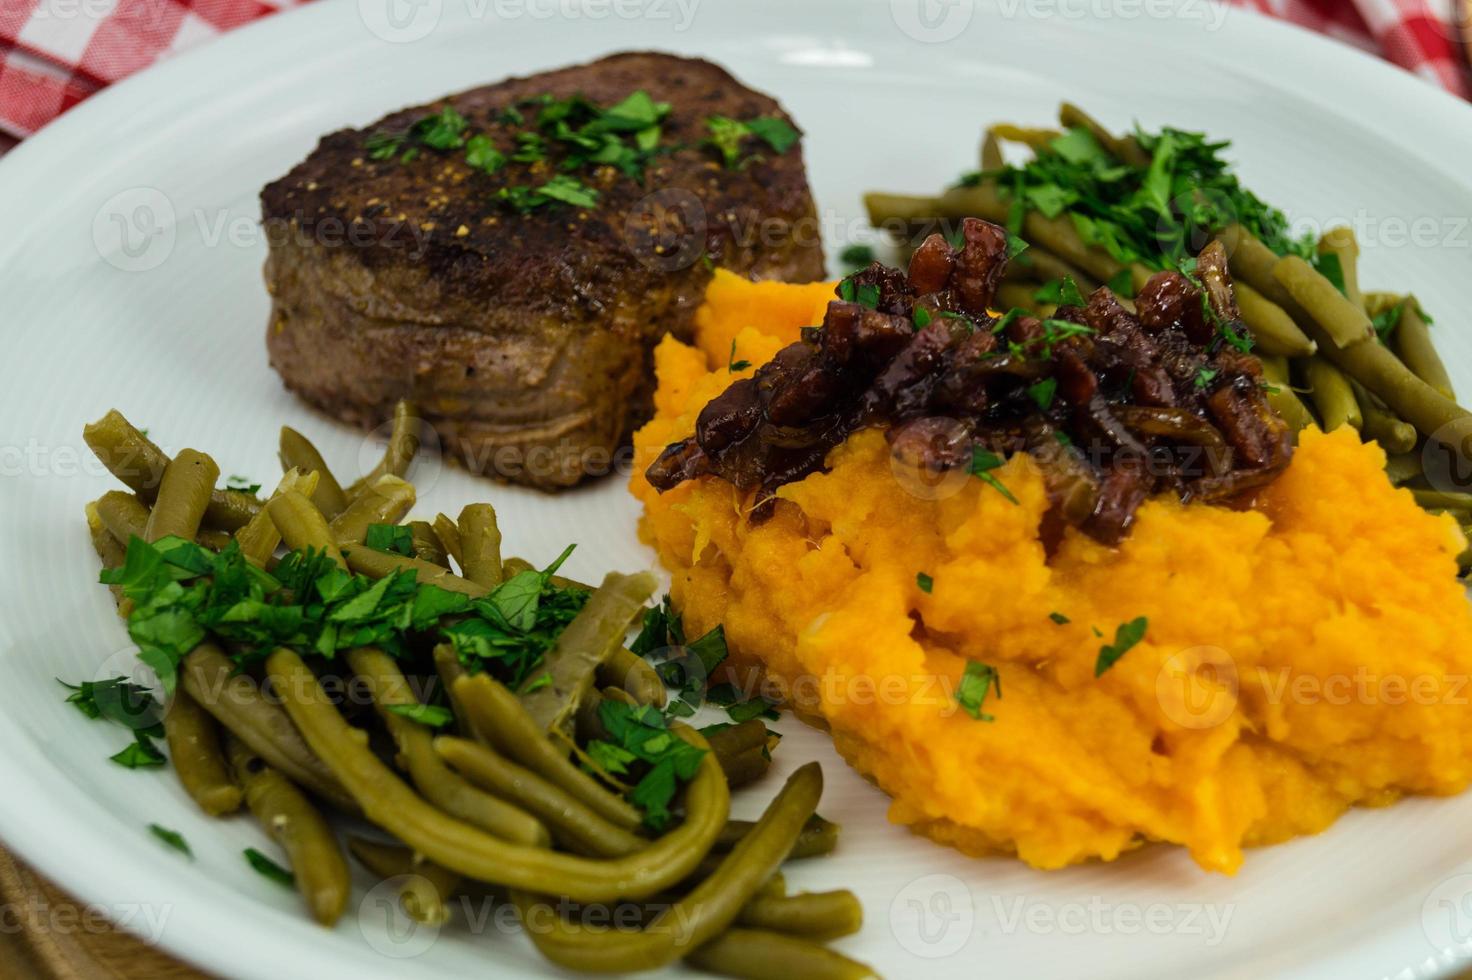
[261,51,824,488]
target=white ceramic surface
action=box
[3,1,1472,977]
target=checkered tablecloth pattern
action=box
[0,0,1467,149]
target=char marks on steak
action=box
[261,52,824,489]
[647,219,1293,545]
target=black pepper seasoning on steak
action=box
[647,218,1293,545]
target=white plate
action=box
[4,1,1472,977]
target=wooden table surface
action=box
[0,850,205,979]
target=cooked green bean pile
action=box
[77,404,875,978]
[865,104,1472,563]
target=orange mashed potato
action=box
[631,269,1472,873]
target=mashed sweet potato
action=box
[630,272,1472,873]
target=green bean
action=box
[1271,255,1374,349]
[512,762,822,972]
[454,674,643,831]
[1002,248,1098,295]
[458,504,504,588]
[1351,380,1419,453]
[346,647,548,846]
[518,571,657,736]
[1411,489,1472,511]
[1316,228,1364,311]
[686,928,878,980]
[86,501,128,609]
[705,719,769,759]
[1258,355,1316,434]
[996,282,1044,314]
[435,736,646,858]
[265,491,346,569]
[165,685,242,816]
[433,644,478,739]
[1385,452,1424,485]
[720,745,772,790]
[714,815,839,859]
[408,521,449,568]
[227,735,350,926]
[326,475,415,546]
[1235,281,1316,358]
[278,426,349,520]
[267,648,728,902]
[980,128,1003,171]
[181,644,354,811]
[344,546,487,596]
[1302,357,1362,431]
[94,490,151,545]
[989,123,1060,150]
[346,399,421,499]
[1394,298,1455,401]
[82,410,262,532]
[595,647,666,708]
[233,468,319,566]
[1058,102,1149,167]
[737,890,863,941]
[144,449,219,543]
[433,514,464,568]
[347,837,461,925]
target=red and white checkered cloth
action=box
[0,0,1467,152]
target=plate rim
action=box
[3,1,1472,977]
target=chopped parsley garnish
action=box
[630,594,683,656]
[912,307,933,329]
[364,523,413,556]
[1106,268,1136,298]
[244,848,295,886]
[706,683,780,723]
[1026,376,1058,411]
[497,175,599,213]
[1033,276,1085,308]
[60,677,167,767]
[840,244,875,270]
[1314,251,1346,296]
[1193,367,1220,390]
[465,134,506,175]
[112,734,166,769]
[385,703,454,728]
[149,824,191,858]
[956,660,1001,721]
[589,701,707,830]
[1049,611,1070,625]
[727,339,751,373]
[974,123,1314,271]
[1094,616,1148,676]
[969,447,1019,504]
[704,115,799,168]
[916,572,934,594]
[225,475,261,495]
[98,535,586,695]
[1372,299,1407,343]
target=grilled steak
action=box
[261,52,824,489]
